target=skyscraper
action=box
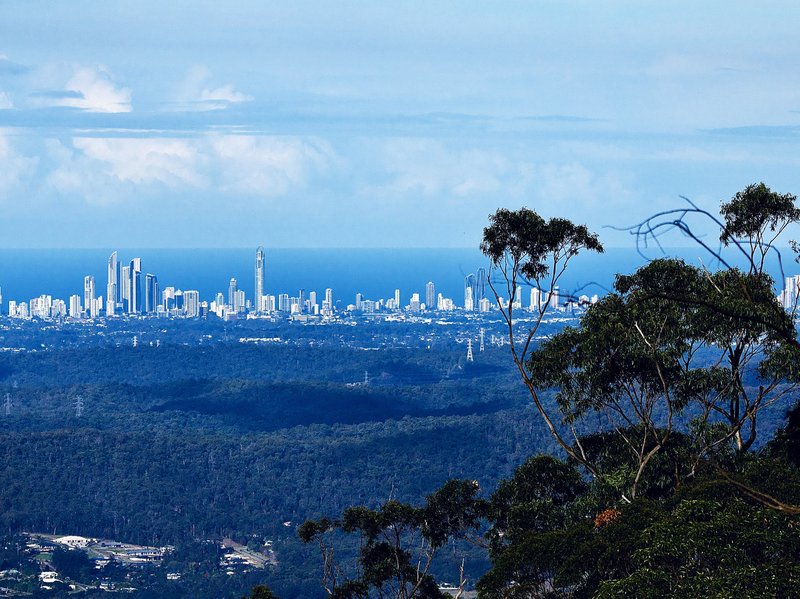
[129,258,142,314]
[394,289,401,310]
[184,290,200,317]
[530,287,541,311]
[107,251,119,315]
[228,278,238,310]
[465,273,477,311]
[425,281,435,311]
[120,265,131,312]
[476,267,487,304]
[145,274,159,314]
[69,295,82,318]
[84,275,95,318]
[255,246,265,312]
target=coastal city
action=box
[0,246,798,325]
[0,247,607,323]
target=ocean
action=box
[0,247,794,307]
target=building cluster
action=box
[780,275,800,311]
[4,248,795,323]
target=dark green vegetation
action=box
[0,322,566,597]
[2,183,799,597]
[300,184,800,598]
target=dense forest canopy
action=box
[298,184,800,598]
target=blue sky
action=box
[1,1,799,248]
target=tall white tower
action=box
[107,251,119,315]
[84,275,95,318]
[255,246,265,312]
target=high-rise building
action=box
[84,275,95,318]
[234,290,245,313]
[129,258,142,313]
[355,292,363,311]
[162,286,176,311]
[322,288,333,315]
[476,267,487,304]
[409,293,421,312]
[107,251,119,313]
[308,291,317,314]
[184,290,200,317]
[784,275,800,310]
[255,246,265,312]
[530,287,541,311]
[69,295,82,318]
[120,265,131,311]
[228,278,238,310]
[465,274,477,310]
[394,289,401,310]
[513,287,522,309]
[425,281,435,311]
[260,295,275,312]
[278,293,290,312]
[145,274,159,314]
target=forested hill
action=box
[0,328,554,597]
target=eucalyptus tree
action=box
[298,480,486,599]
[482,184,800,499]
[480,208,604,474]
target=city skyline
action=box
[2,246,798,320]
[0,247,600,320]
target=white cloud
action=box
[172,65,253,111]
[210,135,332,194]
[76,137,206,185]
[45,134,332,202]
[56,66,132,113]
[0,131,37,195]
[376,139,512,198]
[0,91,13,109]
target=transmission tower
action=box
[3,393,11,416]
[479,328,485,352]
[132,335,138,348]
[74,395,84,418]
[466,339,474,362]
[363,370,370,386]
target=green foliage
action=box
[244,584,279,599]
[51,546,94,582]
[299,480,485,598]
[596,497,800,598]
[480,208,603,283]
[720,182,800,246]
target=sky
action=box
[1,1,800,248]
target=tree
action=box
[484,186,800,499]
[480,208,604,474]
[624,182,800,347]
[298,480,486,598]
[243,585,279,599]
